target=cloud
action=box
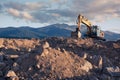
[7,8,20,17]
[51,0,67,3]
[21,12,33,20]
[25,2,45,10]
[51,0,60,2]
[46,9,76,17]
[0,4,2,10]
[4,1,48,11]
[32,9,77,23]
[0,4,4,13]
[31,11,58,23]
[7,8,33,21]
[51,13,60,17]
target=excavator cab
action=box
[88,25,105,40]
[91,26,101,37]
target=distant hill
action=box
[0,24,120,40]
[104,31,120,40]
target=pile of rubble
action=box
[0,37,120,80]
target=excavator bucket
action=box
[71,28,81,38]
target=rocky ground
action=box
[0,37,120,80]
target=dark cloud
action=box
[4,1,48,11]
[47,9,77,17]
[71,0,120,21]
[4,2,25,11]
[32,11,58,23]
[31,9,77,23]
[0,4,2,9]
[0,4,3,12]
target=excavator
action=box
[71,14,105,41]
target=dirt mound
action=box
[16,46,92,79]
[0,37,120,80]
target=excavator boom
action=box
[77,14,92,27]
[77,14,92,34]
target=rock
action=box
[42,41,50,49]
[41,49,49,57]
[100,74,111,80]
[105,66,120,77]
[9,76,19,80]
[0,39,4,48]
[0,71,3,77]
[61,48,66,53]
[80,52,88,59]
[6,70,19,80]
[97,56,102,69]
[28,48,32,52]
[80,61,93,72]
[87,55,102,69]
[57,48,61,51]
[88,76,99,80]
[0,52,4,62]
[102,56,113,68]
[113,43,120,48]
[0,62,6,69]
[6,70,17,77]
[0,77,6,80]
[36,64,40,69]
[6,55,19,59]
[12,62,19,71]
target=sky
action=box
[0,0,120,33]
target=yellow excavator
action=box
[71,14,105,40]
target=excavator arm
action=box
[77,14,92,33]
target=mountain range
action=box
[0,24,120,40]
